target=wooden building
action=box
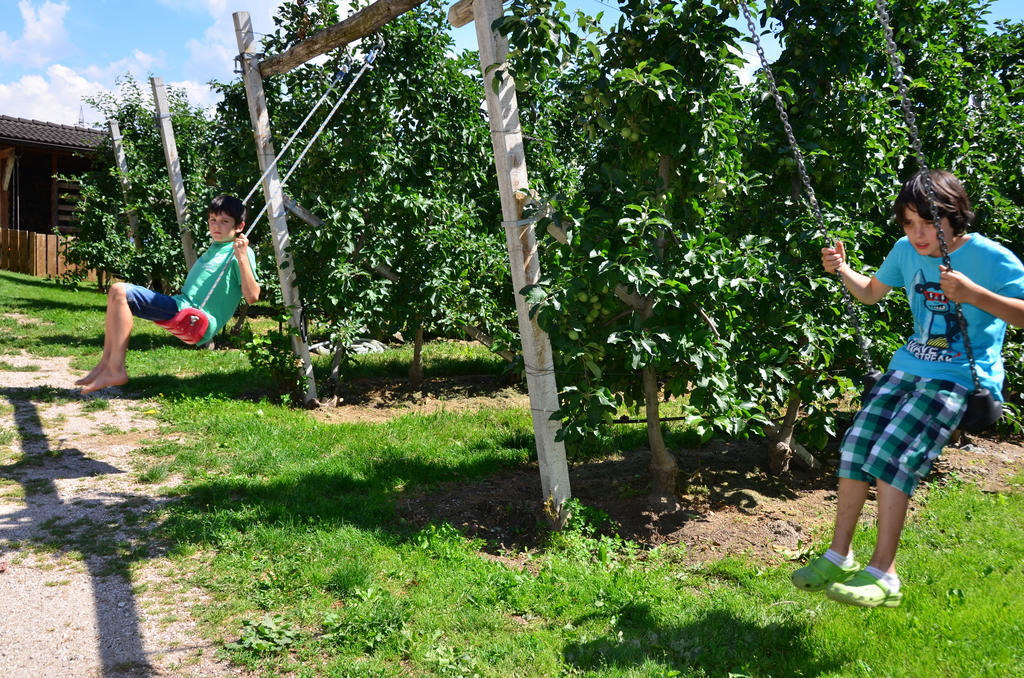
[0,115,107,234]
[0,115,107,278]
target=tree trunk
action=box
[328,341,345,399]
[643,365,677,497]
[641,154,678,499]
[769,389,801,475]
[409,325,424,388]
[230,303,250,336]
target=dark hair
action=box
[893,169,973,236]
[208,195,246,227]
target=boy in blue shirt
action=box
[792,170,1024,607]
[77,195,260,394]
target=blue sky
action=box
[1,0,1021,127]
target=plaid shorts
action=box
[839,370,968,496]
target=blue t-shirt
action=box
[875,234,1024,399]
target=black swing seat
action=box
[959,388,1002,433]
[859,370,1002,433]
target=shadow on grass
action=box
[157,448,532,549]
[564,602,846,676]
[0,294,107,316]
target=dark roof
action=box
[0,115,108,153]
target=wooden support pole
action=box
[150,77,197,267]
[108,120,141,252]
[0,147,14,191]
[235,11,319,405]
[466,0,571,526]
[50,153,58,231]
[258,0,428,78]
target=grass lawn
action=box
[2,270,1023,677]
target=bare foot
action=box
[79,368,128,395]
[75,363,104,385]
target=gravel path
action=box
[0,353,246,678]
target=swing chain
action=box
[240,62,353,208]
[873,0,983,391]
[739,0,876,374]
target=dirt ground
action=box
[1,350,1022,676]
[0,353,248,678]
[400,432,1024,566]
[315,369,1024,566]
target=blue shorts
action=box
[124,284,179,323]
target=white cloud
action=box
[167,78,220,114]
[0,0,363,128]
[0,0,72,68]
[81,49,165,83]
[0,64,105,126]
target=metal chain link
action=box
[739,0,876,373]
[872,0,982,390]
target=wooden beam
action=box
[150,77,198,267]
[108,121,142,252]
[259,0,428,78]
[448,0,512,28]
[447,0,475,28]
[235,11,319,405]
[473,0,571,526]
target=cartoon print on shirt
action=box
[908,269,961,360]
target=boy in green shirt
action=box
[77,195,260,394]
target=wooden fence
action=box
[0,226,96,280]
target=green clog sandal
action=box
[825,570,903,608]
[791,555,861,592]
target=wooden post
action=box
[32,233,43,277]
[150,77,197,268]
[108,120,142,252]
[234,11,318,405]
[18,229,28,274]
[50,154,58,232]
[0,147,13,232]
[464,0,571,525]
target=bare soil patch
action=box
[399,428,1024,565]
[313,374,529,424]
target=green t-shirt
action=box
[173,242,259,345]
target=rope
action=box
[237,40,383,248]
[194,39,383,312]
[872,0,983,391]
[240,62,351,208]
[739,0,876,374]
